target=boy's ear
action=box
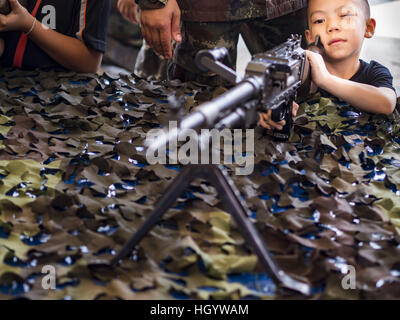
[305,29,313,44]
[365,18,376,39]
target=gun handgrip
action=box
[270,101,293,142]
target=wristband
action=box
[25,18,36,36]
[136,0,168,10]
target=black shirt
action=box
[320,59,396,98]
[0,0,111,70]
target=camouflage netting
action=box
[0,68,400,300]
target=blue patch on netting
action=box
[363,170,386,181]
[169,289,191,299]
[156,99,169,104]
[366,144,383,156]
[0,280,30,296]
[40,168,60,177]
[270,202,294,214]
[338,156,351,169]
[289,183,309,202]
[20,231,51,246]
[135,162,149,168]
[339,110,360,118]
[97,225,118,236]
[228,273,276,295]
[302,180,315,188]
[259,194,271,200]
[56,278,80,290]
[76,179,94,188]
[0,226,10,239]
[94,247,116,256]
[199,286,220,292]
[23,89,38,97]
[59,255,80,266]
[70,79,91,85]
[3,253,29,268]
[122,179,139,187]
[164,165,181,171]
[136,196,147,204]
[42,157,56,164]
[261,165,278,176]
[171,202,185,210]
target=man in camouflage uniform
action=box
[137,0,308,84]
[107,0,167,78]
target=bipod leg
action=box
[203,165,311,296]
[110,165,200,267]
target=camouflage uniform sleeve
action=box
[135,0,168,10]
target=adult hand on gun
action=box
[117,0,139,24]
[0,0,34,32]
[259,102,299,130]
[140,0,181,59]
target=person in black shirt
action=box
[0,0,110,72]
[318,59,396,99]
[260,0,397,131]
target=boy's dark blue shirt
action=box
[320,59,396,98]
[0,0,111,70]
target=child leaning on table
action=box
[260,0,397,131]
[0,0,110,73]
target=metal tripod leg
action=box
[110,165,196,267]
[206,165,310,296]
[111,164,311,295]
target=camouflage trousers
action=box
[135,8,307,85]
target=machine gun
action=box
[146,34,322,149]
[110,35,324,296]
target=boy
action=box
[0,0,110,73]
[260,0,397,131]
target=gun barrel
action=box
[145,77,262,152]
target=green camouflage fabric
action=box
[171,8,307,85]
[0,66,400,300]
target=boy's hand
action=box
[259,101,299,130]
[0,0,34,33]
[117,0,139,24]
[306,50,331,90]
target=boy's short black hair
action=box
[307,0,371,21]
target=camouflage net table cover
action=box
[0,68,400,300]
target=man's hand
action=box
[306,50,331,90]
[0,0,33,32]
[140,0,181,59]
[117,0,139,24]
[259,102,299,130]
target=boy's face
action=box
[306,0,375,62]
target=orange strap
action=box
[13,0,42,68]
